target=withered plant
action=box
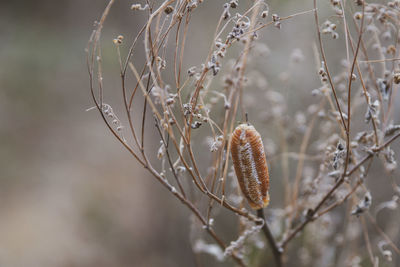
[87,0,400,266]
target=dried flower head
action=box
[113,35,124,45]
[164,5,174,14]
[394,73,400,84]
[261,10,268,18]
[351,191,372,216]
[130,3,148,11]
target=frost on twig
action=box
[351,191,372,216]
[206,135,224,152]
[375,195,398,215]
[193,240,225,262]
[385,124,400,137]
[364,100,380,124]
[157,141,165,159]
[332,141,346,170]
[224,221,264,257]
[382,147,397,172]
[130,3,149,11]
[377,78,390,101]
[86,103,126,141]
[378,241,393,262]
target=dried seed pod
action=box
[230,124,270,209]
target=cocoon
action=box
[230,124,270,210]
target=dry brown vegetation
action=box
[88,0,400,266]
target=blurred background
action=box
[0,0,399,266]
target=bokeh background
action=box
[1,0,399,266]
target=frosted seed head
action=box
[164,5,174,14]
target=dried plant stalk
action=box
[86,0,400,266]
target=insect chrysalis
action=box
[230,123,270,210]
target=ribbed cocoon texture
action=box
[230,124,270,210]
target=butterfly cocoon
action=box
[230,124,270,210]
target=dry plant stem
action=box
[128,63,147,111]
[335,200,354,266]
[362,57,400,63]
[140,60,154,150]
[172,1,190,88]
[221,92,241,199]
[386,84,399,127]
[324,90,347,140]
[280,131,400,248]
[277,120,290,208]
[317,169,364,217]
[218,103,238,199]
[291,98,326,213]
[177,12,191,86]
[343,3,365,177]
[287,0,365,235]
[257,209,283,267]
[213,66,243,203]
[207,228,246,267]
[98,76,246,267]
[345,25,379,145]
[372,30,387,79]
[141,16,166,153]
[185,5,228,142]
[318,157,374,218]
[88,0,400,265]
[90,76,176,250]
[129,62,260,223]
[366,212,400,255]
[173,16,183,87]
[145,163,246,266]
[340,0,350,73]
[313,0,348,133]
[219,2,262,200]
[384,27,400,127]
[188,5,315,206]
[121,26,148,151]
[361,216,376,265]
[298,0,364,228]
[206,151,222,224]
[87,0,146,168]
[211,88,241,212]
[154,119,186,197]
[352,20,384,107]
[141,6,175,153]
[87,2,249,266]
